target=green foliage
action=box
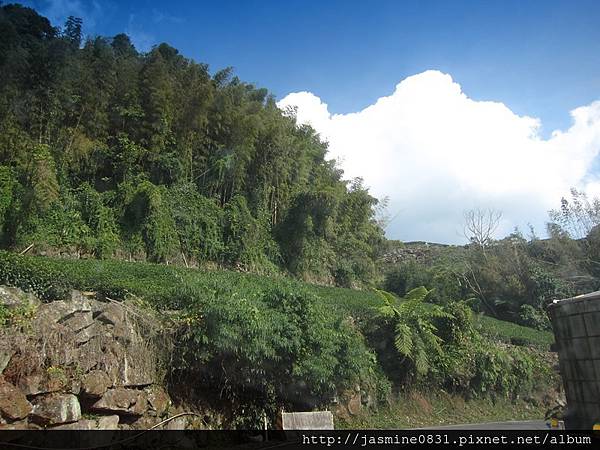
[223,195,279,272]
[476,314,554,349]
[168,183,224,263]
[76,183,120,258]
[0,251,555,420]
[0,301,37,329]
[30,144,60,212]
[0,165,16,238]
[172,283,382,427]
[375,287,452,376]
[0,4,384,285]
[0,251,69,300]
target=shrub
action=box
[0,251,69,300]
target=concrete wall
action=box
[548,292,600,429]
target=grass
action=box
[337,390,548,429]
[0,251,553,348]
[476,315,554,349]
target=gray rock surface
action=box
[30,393,81,425]
[81,370,112,398]
[91,388,148,416]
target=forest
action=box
[0,3,384,288]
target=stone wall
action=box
[548,292,600,429]
[0,286,203,430]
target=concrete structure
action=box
[548,291,600,429]
[279,411,334,430]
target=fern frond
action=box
[394,322,413,356]
[404,286,430,302]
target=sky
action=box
[17,0,600,243]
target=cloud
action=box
[126,14,155,53]
[29,0,103,31]
[151,8,184,25]
[277,70,600,243]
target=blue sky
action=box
[20,0,600,134]
[16,0,600,242]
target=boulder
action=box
[0,286,41,310]
[122,353,153,387]
[60,311,93,333]
[145,385,171,417]
[91,388,148,416]
[96,414,120,430]
[130,415,161,430]
[0,349,13,374]
[30,393,81,425]
[81,370,112,398]
[18,371,67,397]
[96,303,125,326]
[164,416,188,430]
[0,379,32,420]
[74,322,108,345]
[0,419,40,430]
[51,415,119,430]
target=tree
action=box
[376,287,451,375]
[463,208,502,252]
[63,16,82,48]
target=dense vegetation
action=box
[0,4,384,287]
[0,251,556,426]
[383,191,600,331]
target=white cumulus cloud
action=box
[277,70,600,243]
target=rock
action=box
[346,391,362,416]
[0,286,41,310]
[0,379,32,420]
[74,322,108,345]
[30,393,81,425]
[145,385,171,417]
[96,414,120,430]
[51,415,119,430]
[18,371,66,397]
[0,349,13,374]
[164,416,188,430]
[51,420,94,430]
[96,303,125,326]
[70,290,94,307]
[60,311,93,333]
[0,420,40,430]
[34,293,92,326]
[81,370,112,398]
[130,415,161,430]
[91,388,148,416]
[122,354,153,387]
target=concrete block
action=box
[572,360,596,381]
[568,315,587,338]
[580,381,600,403]
[593,360,600,381]
[565,382,581,403]
[281,411,334,430]
[584,299,600,313]
[570,338,591,360]
[583,312,600,337]
[589,337,600,359]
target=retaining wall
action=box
[547,292,600,429]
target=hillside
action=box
[0,251,559,429]
[0,3,383,289]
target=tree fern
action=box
[375,286,454,376]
